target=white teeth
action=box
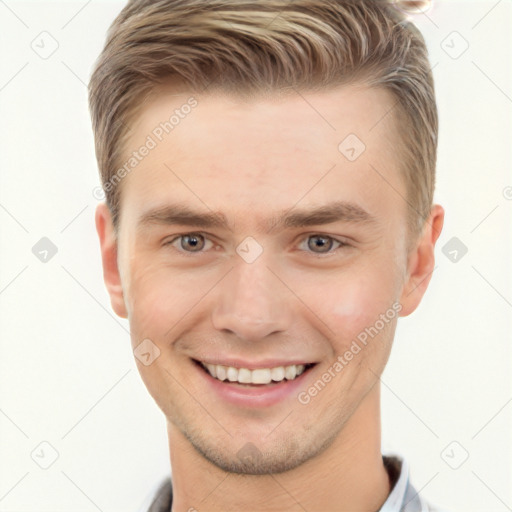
[271,366,285,381]
[201,362,309,384]
[251,368,272,384]
[206,364,216,378]
[216,365,227,381]
[238,368,252,384]
[226,366,238,382]
[285,365,297,380]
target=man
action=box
[89,0,445,510]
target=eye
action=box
[299,234,349,256]
[164,232,350,257]
[165,233,214,253]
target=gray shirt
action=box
[137,455,446,512]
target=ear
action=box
[399,204,445,317]
[95,203,128,318]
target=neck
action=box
[168,385,390,512]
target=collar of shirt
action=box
[379,455,411,512]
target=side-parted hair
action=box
[88,0,437,236]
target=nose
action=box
[211,254,293,341]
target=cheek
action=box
[331,288,381,338]
[331,293,367,327]
[316,270,400,349]
[123,259,186,341]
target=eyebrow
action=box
[136,200,378,233]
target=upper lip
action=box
[194,358,316,370]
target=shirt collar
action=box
[379,455,410,512]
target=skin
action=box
[96,82,444,512]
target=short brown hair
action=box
[88,0,437,235]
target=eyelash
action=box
[163,232,350,258]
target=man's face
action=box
[100,84,428,474]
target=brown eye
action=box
[179,233,205,252]
[307,235,337,253]
[165,233,214,254]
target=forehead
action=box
[119,84,405,229]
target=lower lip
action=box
[194,361,316,408]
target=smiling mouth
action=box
[193,359,317,386]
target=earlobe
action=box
[399,204,445,317]
[95,203,128,318]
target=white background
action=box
[0,1,511,511]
